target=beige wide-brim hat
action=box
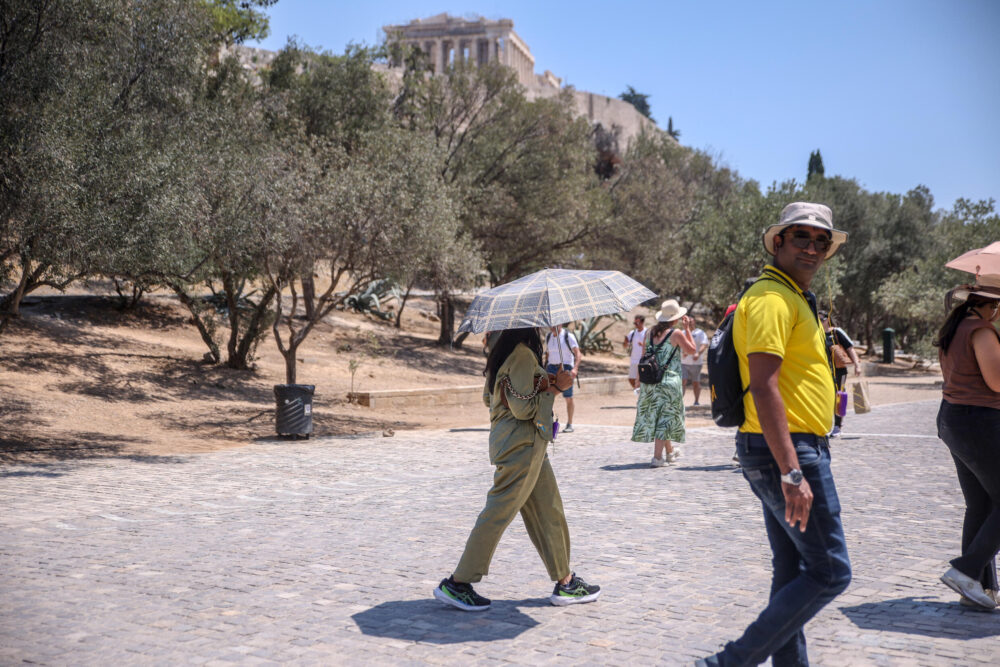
[655,299,687,323]
[762,202,848,259]
[946,277,1000,310]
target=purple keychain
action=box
[552,417,560,439]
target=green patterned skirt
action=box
[631,370,685,443]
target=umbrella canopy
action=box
[946,242,1000,286]
[458,268,657,334]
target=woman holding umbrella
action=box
[433,327,601,611]
[935,281,1000,611]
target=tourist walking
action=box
[934,282,1000,611]
[698,202,852,666]
[545,324,582,432]
[624,314,647,393]
[632,299,696,467]
[434,328,601,611]
[681,325,710,405]
[819,310,861,437]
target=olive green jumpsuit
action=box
[453,343,572,583]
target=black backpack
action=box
[638,329,677,385]
[707,308,747,427]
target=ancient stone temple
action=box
[382,14,545,89]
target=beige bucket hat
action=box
[946,278,1000,310]
[762,202,848,258]
[655,299,687,323]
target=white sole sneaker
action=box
[433,584,491,612]
[941,567,997,610]
[550,589,601,606]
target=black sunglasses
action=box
[784,231,833,253]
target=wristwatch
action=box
[780,469,804,486]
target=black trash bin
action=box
[274,384,314,437]
[882,328,895,364]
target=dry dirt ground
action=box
[0,288,943,465]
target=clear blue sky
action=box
[254,0,1000,213]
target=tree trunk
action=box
[302,274,316,321]
[437,291,454,346]
[223,273,241,366]
[172,284,221,363]
[0,254,41,334]
[394,283,414,329]
[282,341,299,384]
[229,284,277,370]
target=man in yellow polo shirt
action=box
[699,203,852,667]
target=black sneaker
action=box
[549,573,601,606]
[433,576,491,611]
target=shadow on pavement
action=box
[840,596,1000,638]
[601,462,657,471]
[449,427,490,433]
[677,464,742,472]
[353,598,544,643]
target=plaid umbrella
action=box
[458,269,656,334]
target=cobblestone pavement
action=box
[2,398,998,665]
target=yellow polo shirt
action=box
[734,265,834,435]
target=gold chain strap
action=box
[501,375,544,401]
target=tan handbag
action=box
[831,344,852,369]
[852,381,871,414]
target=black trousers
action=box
[936,400,1000,590]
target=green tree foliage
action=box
[3,1,991,370]
[803,179,935,349]
[202,0,277,45]
[395,56,599,344]
[1,0,216,332]
[619,86,653,121]
[666,116,680,140]
[160,55,283,369]
[876,198,1000,355]
[807,149,825,181]
[261,43,468,382]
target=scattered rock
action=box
[382,428,395,437]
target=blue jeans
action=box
[714,433,851,667]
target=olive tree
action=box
[0,0,222,332]
[265,128,462,384]
[394,56,601,344]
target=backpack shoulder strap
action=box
[663,328,679,365]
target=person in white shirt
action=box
[681,327,710,405]
[545,324,582,432]
[623,315,647,392]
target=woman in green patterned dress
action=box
[632,299,697,467]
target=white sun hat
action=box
[762,202,848,258]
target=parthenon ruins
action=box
[380,14,656,147]
[382,14,544,89]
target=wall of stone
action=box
[526,85,660,148]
